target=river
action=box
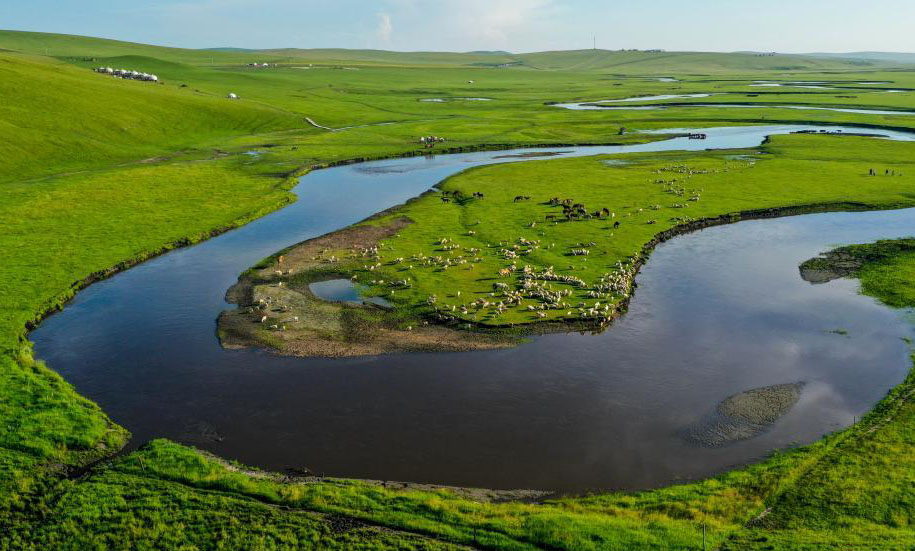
[31,124,915,491]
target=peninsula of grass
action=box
[801,238,915,308]
[222,133,915,357]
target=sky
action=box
[3,0,915,53]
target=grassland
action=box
[3,29,915,549]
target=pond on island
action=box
[309,279,392,307]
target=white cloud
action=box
[376,12,393,46]
[455,0,555,45]
[375,0,566,51]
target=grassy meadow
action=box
[3,28,915,549]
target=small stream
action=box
[31,124,915,491]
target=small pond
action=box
[309,279,392,307]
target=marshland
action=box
[5,8,915,550]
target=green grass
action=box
[853,241,915,308]
[3,29,915,550]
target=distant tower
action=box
[593,35,596,50]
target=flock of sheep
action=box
[293,160,740,332]
[338,216,639,327]
[94,67,159,82]
[356,163,727,327]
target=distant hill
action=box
[1,30,911,73]
[0,49,299,183]
[0,30,272,65]
[806,51,915,64]
[258,47,518,66]
[510,49,892,73]
[202,47,256,52]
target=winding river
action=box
[32,125,915,492]
[554,102,915,115]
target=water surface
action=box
[309,279,391,307]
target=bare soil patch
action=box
[685,382,805,446]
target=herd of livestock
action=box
[419,135,447,148]
[94,66,159,82]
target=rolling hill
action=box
[2,30,911,73]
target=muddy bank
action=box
[201,449,550,503]
[685,383,805,446]
[800,238,915,284]
[219,218,514,357]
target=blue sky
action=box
[3,0,914,53]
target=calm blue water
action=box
[30,125,915,491]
